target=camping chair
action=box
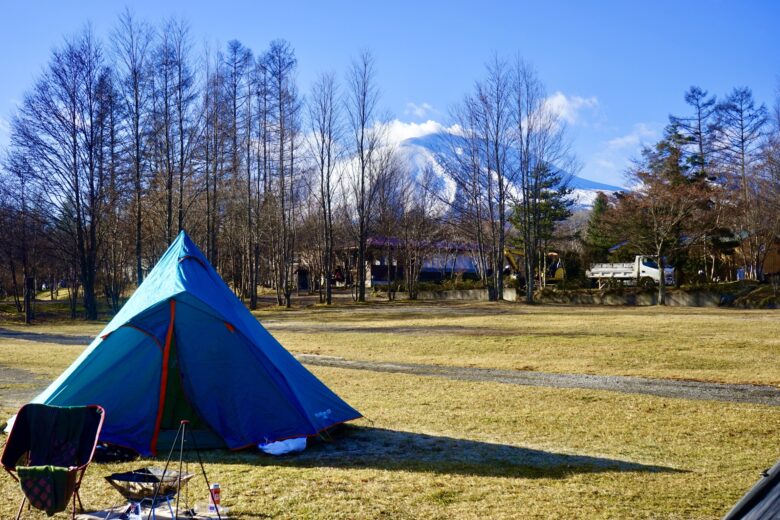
[1,403,105,519]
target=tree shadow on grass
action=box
[203,425,684,479]
[257,301,517,323]
[267,323,635,338]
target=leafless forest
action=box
[1,11,779,320]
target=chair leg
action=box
[15,495,26,520]
[75,490,85,512]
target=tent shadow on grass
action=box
[198,425,684,479]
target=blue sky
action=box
[0,1,778,186]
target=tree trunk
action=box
[9,259,22,312]
[326,220,333,305]
[524,253,534,304]
[358,234,366,302]
[657,252,666,306]
[24,276,34,324]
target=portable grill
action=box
[103,421,222,520]
[105,467,194,518]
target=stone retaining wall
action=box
[386,288,725,306]
[537,290,723,307]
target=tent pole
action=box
[146,421,183,520]
[174,420,187,517]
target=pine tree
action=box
[585,192,611,263]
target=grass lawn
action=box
[259,302,780,386]
[1,301,779,518]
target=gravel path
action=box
[296,354,780,406]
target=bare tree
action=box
[201,46,228,265]
[221,40,253,296]
[95,68,129,313]
[345,51,386,302]
[754,86,780,277]
[149,24,176,243]
[170,19,197,234]
[439,58,574,302]
[399,165,442,299]
[478,57,512,301]
[11,27,112,319]
[1,151,39,321]
[113,8,153,285]
[250,55,272,308]
[439,97,492,290]
[669,87,721,277]
[147,17,198,245]
[715,87,768,278]
[511,59,575,303]
[373,155,405,299]
[308,72,341,304]
[264,39,299,307]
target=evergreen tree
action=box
[585,191,611,263]
[601,128,713,304]
[510,162,572,289]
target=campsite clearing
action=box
[263,302,780,386]
[1,301,779,518]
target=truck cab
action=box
[637,256,661,282]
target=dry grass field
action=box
[1,301,779,518]
[264,302,780,385]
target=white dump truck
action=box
[586,255,674,288]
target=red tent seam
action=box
[150,299,176,455]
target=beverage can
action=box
[208,483,221,513]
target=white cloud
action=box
[404,101,438,119]
[594,158,616,169]
[606,123,657,150]
[579,122,660,186]
[383,119,453,145]
[544,92,598,125]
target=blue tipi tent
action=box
[29,231,361,455]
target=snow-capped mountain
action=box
[565,176,625,207]
[386,122,623,209]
